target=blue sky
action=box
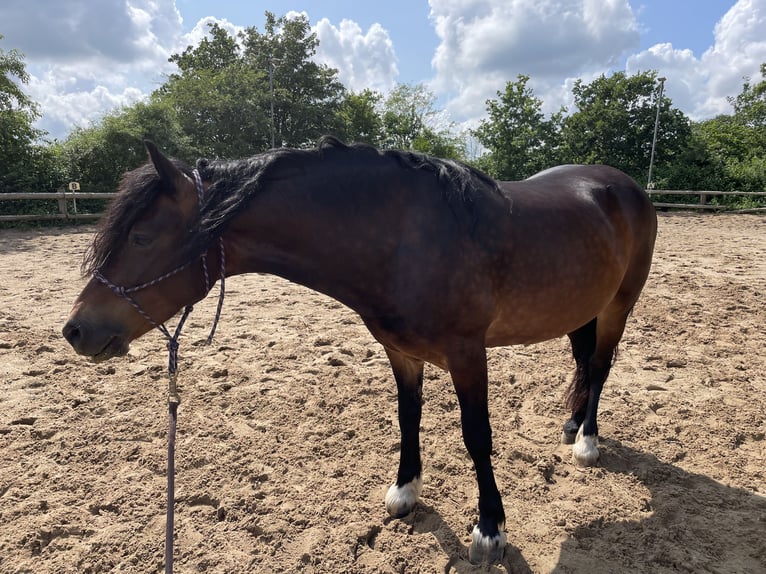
[1,0,763,140]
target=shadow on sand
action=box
[398,437,764,573]
[552,439,766,573]
[393,501,534,574]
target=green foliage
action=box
[378,83,466,159]
[54,99,192,204]
[239,12,345,148]
[0,35,50,194]
[651,124,728,192]
[380,83,436,150]
[159,13,345,156]
[411,127,467,161]
[337,89,384,145]
[0,35,34,111]
[472,75,563,179]
[161,22,263,157]
[723,64,766,194]
[560,71,691,184]
[730,63,766,129]
[667,65,766,206]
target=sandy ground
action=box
[0,212,764,574]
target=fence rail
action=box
[0,191,114,222]
[2,189,766,222]
[646,190,766,213]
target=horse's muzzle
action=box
[62,318,129,362]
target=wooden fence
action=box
[646,190,766,213]
[0,191,114,222]
[1,189,766,222]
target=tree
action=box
[725,63,766,193]
[730,63,766,129]
[159,13,345,156]
[0,35,51,193]
[239,12,345,148]
[635,64,766,207]
[411,126,466,161]
[378,83,466,159]
[472,75,563,180]
[560,71,691,185]
[651,123,729,192]
[161,22,269,158]
[56,99,191,195]
[337,89,384,145]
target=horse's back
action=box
[498,164,656,253]
[482,164,657,346]
[506,164,652,212]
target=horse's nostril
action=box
[62,321,82,347]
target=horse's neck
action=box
[220,176,395,316]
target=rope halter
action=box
[93,168,226,379]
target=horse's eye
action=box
[131,233,153,247]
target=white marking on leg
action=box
[385,476,422,518]
[572,424,600,467]
[468,523,507,565]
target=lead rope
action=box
[165,169,226,574]
[164,307,190,574]
[94,170,225,573]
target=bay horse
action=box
[62,136,657,564]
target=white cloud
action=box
[6,0,244,139]
[625,44,710,120]
[627,0,766,120]
[3,0,182,138]
[429,0,640,121]
[9,0,395,139]
[314,18,399,93]
[429,0,766,126]
[29,74,145,138]
[2,0,181,64]
[6,0,764,141]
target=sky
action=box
[1,0,764,141]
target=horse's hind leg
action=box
[565,308,632,467]
[562,318,597,445]
[384,348,425,518]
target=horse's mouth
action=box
[90,336,129,363]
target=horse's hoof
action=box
[561,419,579,444]
[561,429,576,445]
[385,476,422,518]
[468,525,506,565]
[572,426,599,467]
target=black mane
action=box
[83,159,195,275]
[188,136,500,257]
[85,136,501,275]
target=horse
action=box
[62,136,657,564]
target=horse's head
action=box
[63,142,213,362]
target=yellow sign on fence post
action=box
[68,182,80,215]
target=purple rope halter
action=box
[93,169,226,373]
[92,168,225,574]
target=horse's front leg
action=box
[384,348,425,518]
[448,341,506,565]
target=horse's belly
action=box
[484,282,619,347]
[485,313,591,347]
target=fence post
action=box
[57,191,68,219]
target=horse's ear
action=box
[144,140,187,193]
